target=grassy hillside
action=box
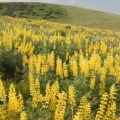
[0,2,120,31]
[0,2,67,19]
[0,15,120,120]
[61,6,120,31]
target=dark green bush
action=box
[0,48,23,81]
[0,3,68,20]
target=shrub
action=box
[0,48,23,81]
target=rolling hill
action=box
[0,2,120,31]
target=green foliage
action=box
[25,101,54,120]
[0,2,67,20]
[16,79,30,100]
[0,47,23,81]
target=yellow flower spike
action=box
[28,56,35,73]
[8,83,24,112]
[48,51,55,70]
[100,68,106,82]
[31,77,43,108]
[56,57,63,78]
[8,83,18,112]
[73,96,91,120]
[90,72,96,90]
[89,53,96,70]
[74,51,79,59]
[20,111,28,120]
[22,55,28,67]
[17,92,24,112]
[115,69,120,83]
[0,105,7,120]
[35,61,41,74]
[95,93,108,120]
[94,54,101,73]
[79,52,84,67]
[36,54,42,74]
[66,51,69,61]
[72,59,78,77]
[80,59,89,77]
[54,91,67,120]
[63,62,68,78]
[99,80,106,96]
[68,86,76,119]
[104,84,117,120]
[100,41,107,54]
[28,72,35,96]
[41,63,49,75]
[49,80,60,111]
[68,86,76,107]
[0,76,6,103]
[43,82,51,108]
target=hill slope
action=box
[0,2,120,31]
[61,6,120,31]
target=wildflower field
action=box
[0,15,120,120]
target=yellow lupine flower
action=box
[68,86,76,107]
[8,83,24,112]
[66,51,69,61]
[49,80,60,111]
[73,96,91,120]
[56,58,63,78]
[95,93,108,120]
[48,51,55,70]
[20,111,28,120]
[31,77,43,108]
[18,92,24,112]
[90,72,96,89]
[72,59,78,77]
[43,82,51,108]
[54,91,67,120]
[99,81,106,96]
[0,105,6,120]
[63,62,68,78]
[100,68,106,82]
[0,76,6,103]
